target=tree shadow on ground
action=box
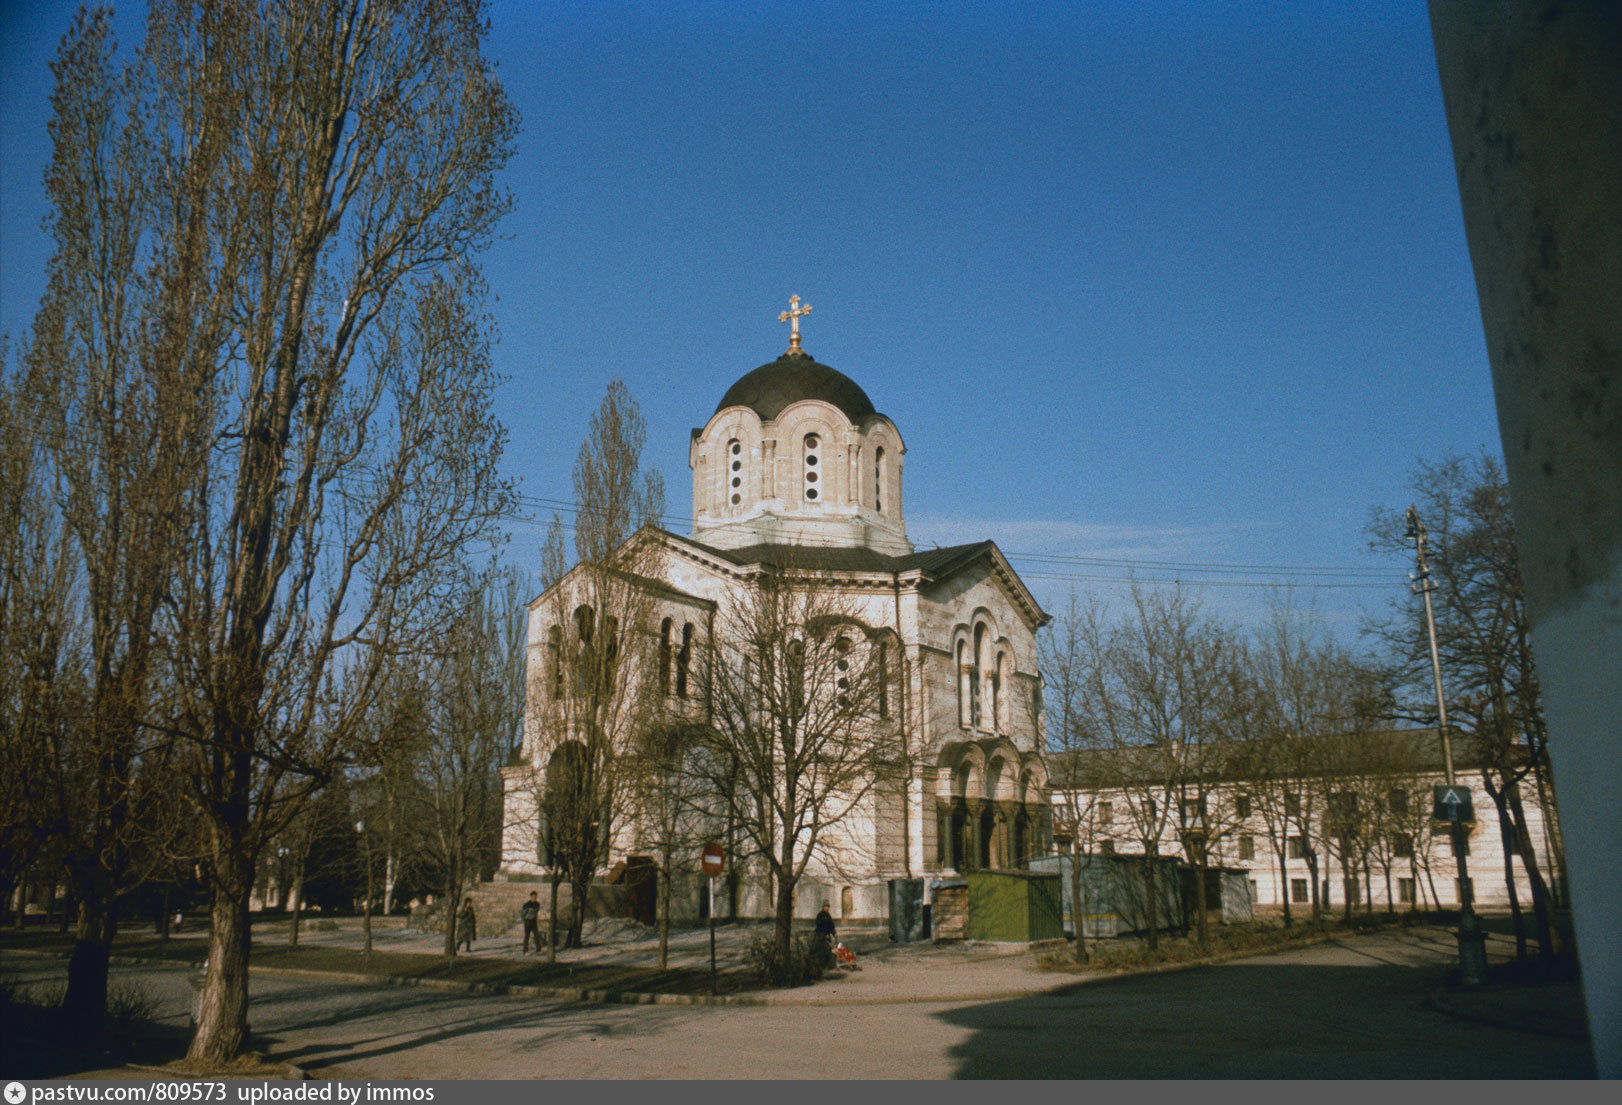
[256,985,684,1073]
[934,958,1595,1079]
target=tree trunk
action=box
[1142,853,1159,951]
[382,850,396,916]
[773,872,796,960]
[1194,844,1209,949]
[187,868,252,1064]
[287,863,303,948]
[657,848,671,970]
[1276,845,1292,927]
[567,872,588,949]
[442,861,460,969]
[1069,843,1088,964]
[1505,782,1557,961]
[1305,851,1321,922]
[1495,796,1528,962]
[547,874,560,964]
[64,893,115,1029]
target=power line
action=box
[506,494,1401,591]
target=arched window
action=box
[874,446,884,513]
[676,622,693,699]
[787,638,806,714]
[803,434,821,501]
[990,651,1004,733]
[877,638,889,719]
[573,606,595,695]
[727,438,743,507]
[971,624,986,728]
[603,615,619,681]
[956,640,969,728]
[659,618,672,696]
[547,625,563,700]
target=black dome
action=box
[715,353,876,423]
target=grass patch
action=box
[1,977,189,1078]
[0,926,766,999]
[246,944,756,996]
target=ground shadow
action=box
[934,958,1595,1079]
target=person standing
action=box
[520,891,543,954]
[815,901,836,946]
[457,897,477,953]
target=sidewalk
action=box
[242,915,1083,1005]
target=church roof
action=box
[714,352,878,423]
[692,539,995,575]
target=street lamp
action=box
[1406,505,1488,985]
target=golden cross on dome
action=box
[778,294,812,354]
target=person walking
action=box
[520,891,543,954]
[457,897,477,953]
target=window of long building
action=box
[874,447,884,512]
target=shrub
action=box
[746,933,829,988]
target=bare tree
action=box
[526,381,666,952]
[691,563,894,962]
[18,8,215,1025]
[0,341,88,937]
[385,564,525,966]
[1040,591,1104,963]
[1369,454,1561,962]
[24,1,517,1060]
[1070,586,1233,949]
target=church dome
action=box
[715,353,877,423]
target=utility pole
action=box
[1406,505,1487,985]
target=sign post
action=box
[702,842,725,994]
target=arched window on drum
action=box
[803,434,821,501]
[727,438,744,508]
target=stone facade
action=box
[498,343,1052,923]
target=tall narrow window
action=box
[970,625,985,728]
[659,618,672,696]
[956,640,968,727]
[877,639,889,719]
[833,636,851,708]
[874,447,884,513]
[548,626,563,699]
[603,615,619,681]
[803,434,821,501]
[573,606,595,695]
[728,439,743,506]
[676,622,693,698]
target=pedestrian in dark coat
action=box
[457,897,477,952]
[815,901,836,945]
[520,891,543,954]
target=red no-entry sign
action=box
[701,842,725,877]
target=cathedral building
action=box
[500,303,1053,923]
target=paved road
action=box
[2,929,1594,1078]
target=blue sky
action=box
[0,1,1504,640]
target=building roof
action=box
[714,351,879,423]
[689,538,996,576]
[1047,728,1475,789]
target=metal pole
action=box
[1407,506,1487,985]
[708,876,717,995]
